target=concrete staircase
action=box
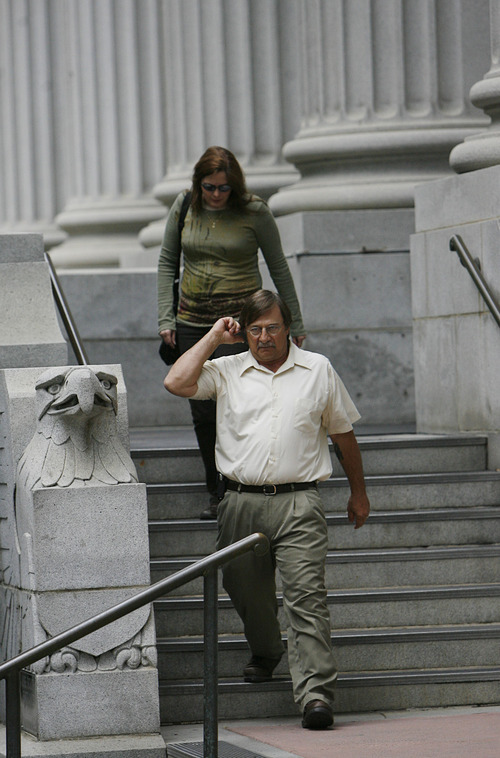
[130,429,500,724]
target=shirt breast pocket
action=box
[293,398,323,434]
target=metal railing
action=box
[449,235,500,328]
[0,532,269,758]
[44,251,89,365]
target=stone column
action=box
[271,0,490,215]
[51,0,166,268]
[450,0,500,170]
[140,0,302,252]
[267,0,491,427]
[0,0,66,250]
[411,1,500,466]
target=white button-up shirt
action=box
[193,343,361,485]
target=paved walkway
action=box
[162,705,500,758]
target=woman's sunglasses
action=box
[201,182,232,193]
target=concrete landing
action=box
[162,705,500,758]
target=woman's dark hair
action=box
[190,146,250,213]
[239,290,292,332]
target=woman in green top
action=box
[158,146,306,518]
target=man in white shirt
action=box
[165,290,370,730]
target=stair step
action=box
[158,666,500,723]
[153,583,500,636]
[146,470,500,519]
[148,506,500,556]
[150,544,500,593]
[156,623,500,678]
[136,428,500,722]
[132,433,488,482]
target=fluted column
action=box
[450,0,500,171]
[270,0,491,216]
[0,0,67,249]
[51,0,166,268]
[140,0,301,252]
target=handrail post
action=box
[5,672,21,758]
[203,567,218,758]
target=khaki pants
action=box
[217,487,338,710]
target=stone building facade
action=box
[0,0,497,437]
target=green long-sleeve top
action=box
[157,192,306,336]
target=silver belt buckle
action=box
[263,484,277,496]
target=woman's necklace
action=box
[204,206,224,229]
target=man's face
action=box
[246,304,290,368]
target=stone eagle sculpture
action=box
[16,366,138,490]
[12,366,154,678]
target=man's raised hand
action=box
[213,317,245,344]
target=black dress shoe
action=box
[199,499,218,520]
[243,655,281,683]
[301,699,334,730]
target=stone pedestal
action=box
[0,365,163,756]
[411,165,500,467]
[274,209,416,426]
[0,234,67,368]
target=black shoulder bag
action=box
[159,191,191,366]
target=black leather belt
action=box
[225,480,317,496]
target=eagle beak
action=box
[49,369,114,416]
[76,383,113,415]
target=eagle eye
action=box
[100,379,112,390]
[47,384,61,395]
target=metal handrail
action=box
[0,532,269,758]
[44,251,90,365]
[449,235,500,328]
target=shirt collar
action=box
[239,341,313,376]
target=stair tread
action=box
[146,469,500,492]
[138,428,500,720]
[157,621,500,647]
[151,543,500,565]
[159,665,500,690]
[153,582,500,606]
[130,428,485,455]
[149,505,500,529]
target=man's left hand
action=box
[347,492,370,529]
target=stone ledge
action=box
[0,725,166,758]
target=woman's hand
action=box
[160,329,176,347]
[293,335,306,348]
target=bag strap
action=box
[178,190,191,243]
[173,191,191,313]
